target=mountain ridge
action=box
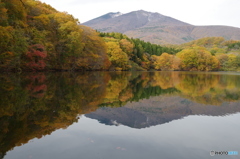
[83,10,240,44]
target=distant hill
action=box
[83,10,240,45]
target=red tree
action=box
[25,44,47,71]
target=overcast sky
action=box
[39,0,240,28]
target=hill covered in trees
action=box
[99,32,180,71]
[178,37,240,71]
[0,0,110,71]
[99,33,240,71]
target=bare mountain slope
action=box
[83,10,240,44]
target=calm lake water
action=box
[0,71,240,159]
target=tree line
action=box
[99,33,240,71]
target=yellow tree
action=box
[216,53,228,70]
[1,0,27,26]
[106,41,130,70]
[152,53,180,71]
[119,39,134,57]
[0,1,8,26]
[177,46,219,71]
[78,25,111,70]
[225,54,238,70]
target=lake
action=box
[0,71,240,159]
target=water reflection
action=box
[1,71,240,158]
[86,96,240,129]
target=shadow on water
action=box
[1,71,240,157]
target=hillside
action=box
[0,0,111,72]
[83,10,240,45]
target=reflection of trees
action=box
[175,73,240,105]
[176,73,219,96]
[1,71,240,156]
[25,73,47,98]
[127,72,178,102]
[103,72,132,104]
[0,71,180,156]
[0,72,110,156]
[150,71,180,89]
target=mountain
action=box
[84,12,122,26]
[83,10,240,45]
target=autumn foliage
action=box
[24,44,47,71]
[0,0,110,71]
[176,46,219,71]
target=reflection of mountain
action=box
[86,96,240,129]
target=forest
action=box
[0,0,110,71]
[1,0,240,72]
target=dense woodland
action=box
[0,0,111,71]
[1,0,240,72]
